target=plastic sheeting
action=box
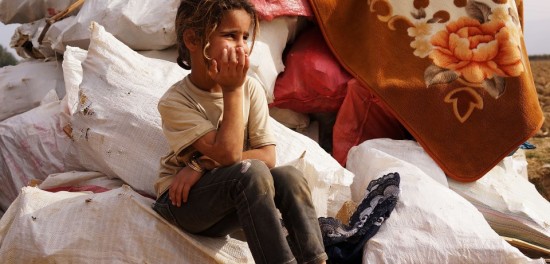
[0,186,255,263]
[45,0,178,52]
[0,0,79,24]
[348,139,448,192]
[10,19,57,59]
[346,140,545,264]
[0,59,64,121]
[38,171,124,191]
[60,46,86,116]
[269,107,310,132]
[0,101,71,212]
[248,16,303,103]
[271,119,353,217]
[65,22,187,196]
[449,157,550,250]
[64,23,353,218]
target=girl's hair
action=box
[175,0,259,70]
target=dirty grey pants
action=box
[153,159,328,264]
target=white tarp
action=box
[60,45,86,116]
[0,186,254,263]
[0,0,79,24]
[65,22,353,218]
[0,59,64,121]
[346,139,544,263]
[271,119,353,217]
[64,22,186,196]
[10,18,59,59]
[46,0,178,53]
[248,16,304,103]
[38,171,124,191]
[0,101,71,212]
[449,156,550,250]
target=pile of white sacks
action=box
[1,0,549,263]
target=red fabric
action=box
[250,0,313,21]
[333,79,409,165]
[271,26,351,113]
[44,185,111,194]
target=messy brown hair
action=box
[175,0,259,70]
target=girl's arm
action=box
[191,46,247,166]
[241,145,275,168]
[198,144,275,171]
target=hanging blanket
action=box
[308,0,543,181]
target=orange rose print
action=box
[429,17,523,84]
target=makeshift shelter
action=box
[0,0,549,262]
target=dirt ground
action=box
[526,59,550,201]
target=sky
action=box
[1,0,550,58]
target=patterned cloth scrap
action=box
[309,0,543,182]
[318,172,400,264]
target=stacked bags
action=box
[0,19,354,262]
[0,0,548,262]
[347,139,546,263]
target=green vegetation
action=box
[0,44,18,67]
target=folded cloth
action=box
[308,0,543,181]
[317,172,400,264]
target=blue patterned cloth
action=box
[318,172,400,264]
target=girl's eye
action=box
[243,35,249,41]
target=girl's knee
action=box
[271,165,308,187]
[238,159,274,192]
[239,159,268,174]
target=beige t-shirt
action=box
[155,75,276,196]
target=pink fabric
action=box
[250,0,313,21]
[44,185,111,194]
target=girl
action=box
[153,1,328,263]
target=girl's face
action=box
[206,9,252,62]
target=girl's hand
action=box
[208,46,249,91]
[169,166,203,207]
[198,155,220,170]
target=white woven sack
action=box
[0,186,254,263]
[10,18,62,59]
[448,156,550,249]
[510,148,529,179]
[271,119,353,217]
[0,0,79,24]
[0,101,71,212]
[248,16,302,103]
[0,59,64,121]
[60,46,87,116]
[138,47,178,64]
[39,171,124,191]
[66,22,188,196]
[348,139,447,200]
[46,0,178,53]
[346,143,544,264]
[269,107,310,132]
[132,16,303,103]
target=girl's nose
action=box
[236,37,246,47]
[237,38,249,53]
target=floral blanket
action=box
[309,0,543,181]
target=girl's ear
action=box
[183,29,199,51]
